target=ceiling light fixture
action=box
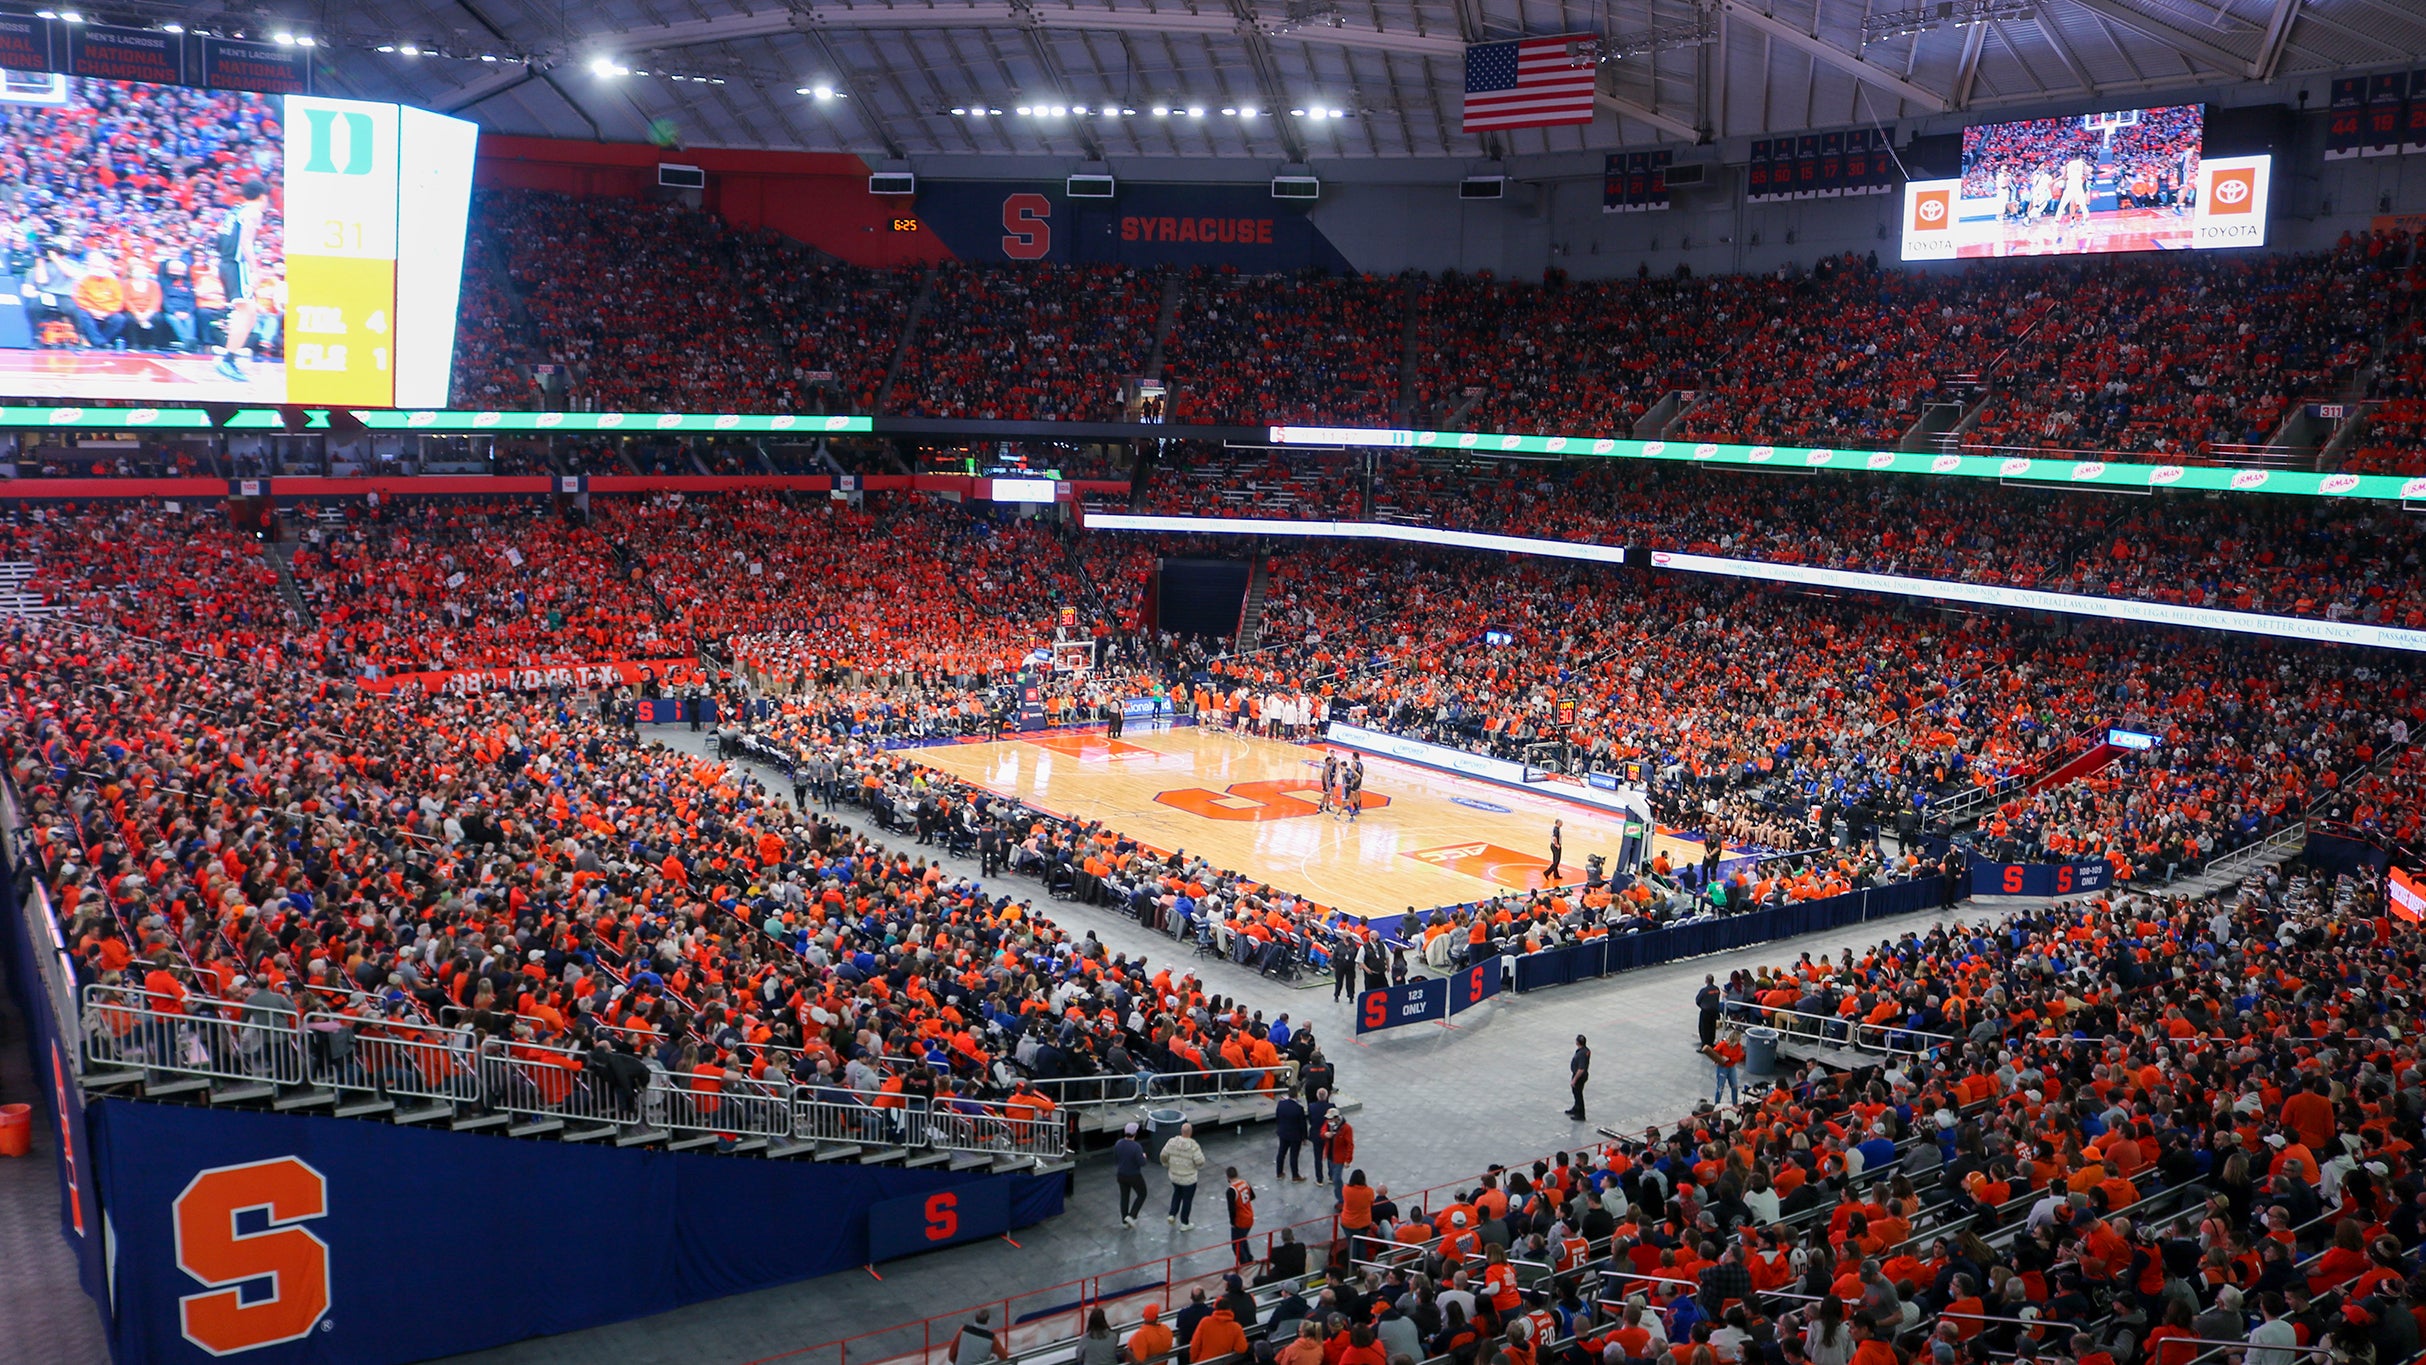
[1187,105,1205,118]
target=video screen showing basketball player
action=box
[0,74,286,400]
[1956,105,2201,257]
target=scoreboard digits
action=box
[283,97,402,406]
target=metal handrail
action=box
[78,984,1069,1159]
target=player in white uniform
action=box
[2059,155,2091,228]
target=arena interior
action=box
[4,4,2426,1365]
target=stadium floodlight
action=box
[1220,106,1236,115]
[58,10,81,21]
[34,9,54,17]
[811,84,835,99]
[1152,105,1169,116]
[1289,108,1305,116]
[273,31,295,44]
[1071,104,1087,113]
[161,20,181,30]
[1016,104,1032,115]
[400,43,421,55]
[950,106,967,114]
[1188,106,1206,118]
[1240,106,1258,118]
[1050,104,1066,115]
[296,35,316,46]
[376,42,395,51]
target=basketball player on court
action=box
[2059,154,2092,241]
[1342,756,1364,823]
[212,180,269,386]
[1319,752,1340,814]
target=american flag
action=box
[1463,34,1599,132]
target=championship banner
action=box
[1970,858,2113,898]
[1356,977,1451,1034]
[200,35,313,94]
[65,21,183,84]
[867,1180,1013,1262]
[0,11,51,70]
[1447,956,1503,1013]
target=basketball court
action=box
[907,724,1725,921]
[0,347,283,402]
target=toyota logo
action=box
[2213,176,2250,206]
[1916,197,1946,223]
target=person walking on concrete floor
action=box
[1274,1088,1307,1181]
[1224,1166,1257,1264]
[1114,1121,1151,1226]
[1161,1121,1207,1229]
[1567,1033,1591,1120]
[1695,974,1723,1048]
[1708,1027,1745,1106]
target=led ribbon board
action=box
[1267,426,2426,505]
[1084,512,2426,655]
[349,412,876,433]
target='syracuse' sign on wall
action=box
[910,181,1353,270]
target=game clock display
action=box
[0,75,475,407]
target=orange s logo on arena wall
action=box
[1911,188,1950,230]
[175,1157,333,1355]
[1155,780,1390,821]
[2209,168,2257,214]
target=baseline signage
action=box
[1970,858,2113,898]
[1357,976,1451,1033]
[1263,426,2426,506]
[1322,720,1652,819]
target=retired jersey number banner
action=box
[85,1098,1062,1365]
[1357,976,1451,1033]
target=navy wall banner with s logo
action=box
[911,180,1354,271]
[86,1098,1063,1365]
[1968,858,2114,898]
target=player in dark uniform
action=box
[212,181,269,384]
[1319,753,1339,814]
[1341,757,1364,822]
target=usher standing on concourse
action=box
[1566,1034,1591,1120]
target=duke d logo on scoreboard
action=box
[298,108,376,176]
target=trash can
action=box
[1743,1027,1781,1077]
[0,1102,31,1157]
[1143,1107,1187,1157]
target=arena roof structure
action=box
[198,0,2426,158]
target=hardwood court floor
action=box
[908,724,1711,921]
